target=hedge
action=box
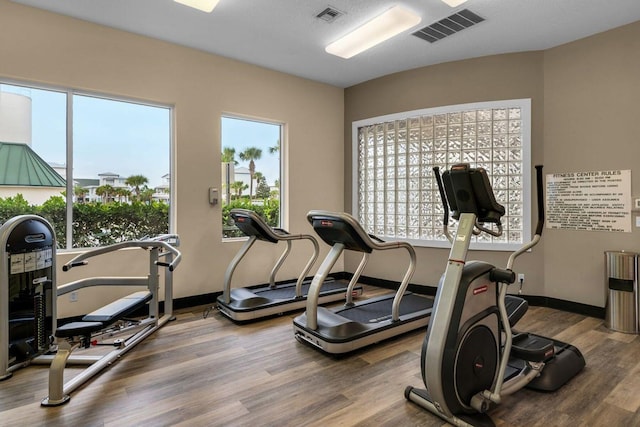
[222,198,280,238]
[0,194,280,245]
[0,194,168,248]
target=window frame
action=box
[351,99,531,251]
[0,78,175,251]
[220,113,285,240]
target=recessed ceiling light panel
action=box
[325,6,422,59]
[174,0,220,13]
[441,0,469,7]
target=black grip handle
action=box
[433,167,449,228]
[490,268,516,284]
[534,165,544,236]
[155,261,177,272]
[368,234,385,243]
[62,261,88,271]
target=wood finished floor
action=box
[1,286,638,427]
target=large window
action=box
[221,116,282,238]
[353,99,531,250]
[0,81,172,249]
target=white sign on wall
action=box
[546,170,631,232]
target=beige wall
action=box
[542,21,640,306]
[0,1,344,317]
[344,21,640,308]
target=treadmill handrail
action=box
[231,208,310,243]
[222,209,320,304]
[304,210,417,329]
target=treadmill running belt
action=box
[337,294,433,323]
[254,280,346,300]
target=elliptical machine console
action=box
[405,163,585,427]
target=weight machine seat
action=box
[54,291,152,338]
[55,321,104,338]
[82,291,152,322]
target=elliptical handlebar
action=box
[535,165,545,237]
[433,166,452,243]
[506,164,544,271]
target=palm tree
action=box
[230,181,248,198]
[114,187,131,202]
[222,147,238,165]
[74,186,88,203]
[95,185,114,203]
[239,147,262,199]
[125,175,149,200]
[140,188,155,204]
[269,140,280,155]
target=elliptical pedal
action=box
[511,332,555,362]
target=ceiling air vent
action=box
[316,6,344,23]
[413,9,485,43]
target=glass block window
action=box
[352,99,531,251]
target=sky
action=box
[221,116,281,186]
[1,84,281,190]
[1,83,170,188]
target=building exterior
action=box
[0,141,65,205]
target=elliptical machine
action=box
[405,163,585,427]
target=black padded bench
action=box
[55,291,152,339]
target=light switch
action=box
[209,188,218,205]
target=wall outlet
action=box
[517,273,525,283]
[70,291,78,302]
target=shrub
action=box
[0,194,168,248]
[222,198,280,238]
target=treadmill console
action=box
[307,214,373,253]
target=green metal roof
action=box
[0,141,66,187]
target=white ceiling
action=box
[12,0,640,88]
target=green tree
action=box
[113,187,131,203]
[269,140,280,155]
[230,181,248,198]
[0,194,32,221]
[239,147,262,200]
[125,175,149,200]
[253,171,264,185]
[256,176,271,199]
[96,185,115,203]
[222,147,238,165]
[74,186,88,203]
[139,188,155,204]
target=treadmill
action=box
[216,209,362,322]
[292,210,434,354]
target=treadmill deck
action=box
[217,279,361,322]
